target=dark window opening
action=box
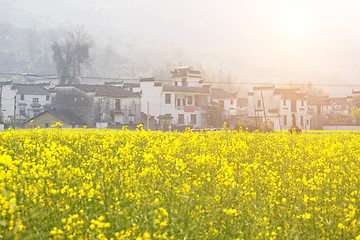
[182,78,187,86]
[165,94,171,104]
[291,100,297,112]
[178,114,184,124]
[191,114,197,125]
[187,96,193,105]
[257,100,262,108]
[115,99,121,110]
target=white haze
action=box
[1,0,360,96]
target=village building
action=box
[12,84,52,119]
[248,86,311,130]
[0,82,51,123]
[52,84,141,128]
[210,88,238,121]
[24,109,86,128]
[133,66,210,130]
[307,95,331,129]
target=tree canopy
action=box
[52,26,93,85]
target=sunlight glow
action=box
[278,5,313,37]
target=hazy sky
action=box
[2,0,360,93]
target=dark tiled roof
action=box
[0,81,12,86]
[139,78,155,82]
[274,89,306,101]
[72,84,140,98]
[170,66,202,78]
[12,84,50,95]
[210,88,237,99]
[163,85,210,94]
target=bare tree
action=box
[52,26,93,85]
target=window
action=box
[177,98,181,106]
[33,98,39,105]
[45,123,49,128]
[182,78,187,86]
[182,98,186,106]
[20,94,24,100]
[307,119,310,125]
[165,94,171,104]
[291,100,297,112]
[20,110,26,116]
[191,114,197,125]
[174,81,178,86]
[300,116,304,125]
[178,114,184,124]
[187,96,193,105]
[257,100,262,108]
[115,99,121,110]
[301,100,304,107]
[231,100,234,105]
[284,115,287,125]
[46,95,50,101]
[283,99,286,106]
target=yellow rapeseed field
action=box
[1,128,360,239]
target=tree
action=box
[351,107,360,124]
[52,26,93,85]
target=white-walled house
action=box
[134,66,210,129]
[12,84,51,119]
[248,86,311,130]
[210,88,238,120]
[0,83,51,122]
[0,81,15,122]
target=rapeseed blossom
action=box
[0,128,360,239]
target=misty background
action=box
[1,0,360,96]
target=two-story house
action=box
[52,84,141,128]
[12,84,52,119]
[210,88,238,121]
[134,66,210,129]
[248,85,311,130]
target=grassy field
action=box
[1,128,360,239]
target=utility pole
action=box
[147,101,150,130]
[13,95,16,129]
[261,91,267,125]
[254,105,258,129]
